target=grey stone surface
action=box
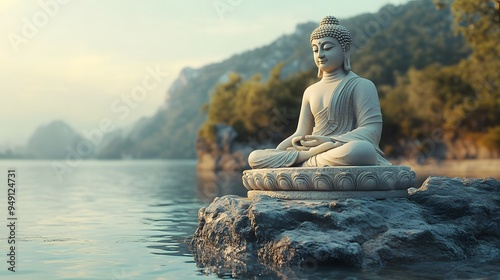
[248,190,409,200]
[190,177,500,272]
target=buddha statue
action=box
[248,16,391,169]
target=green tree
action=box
[381,0,500,158]
[380,64,478,157]
[198,73,242,142]
[451,0,500,153]
[452,0,500,59]
[198,64,316,144]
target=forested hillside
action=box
[98,0,482,159]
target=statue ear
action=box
[343,44,352,72]
[317,67,323,78]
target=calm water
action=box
[0,160,224,280]
[0,160,498,280]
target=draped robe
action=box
[249,72,391,169]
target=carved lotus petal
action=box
[292,172,312,190]
[312,172,334,191]
[242,173,251,189]
[357,171,378,190]
[277,172,293,190]
[253,173,265,190]
[397,170,411,188]
[380,171,397,190]
[333,172,355,190]
[410,170,417,186]
[244,172,257,190]
[264,173,279,190]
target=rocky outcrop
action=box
[190,177,500,276]
[197,124,248,172]
[196,124,273,172]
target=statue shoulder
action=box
[353,76,378,96]
[303,81,322,97]
[306,81,323,91]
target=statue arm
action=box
[276,135,295,150]
[332,79,383,144]
[276,88,314,150]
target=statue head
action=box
[310,16,352,78]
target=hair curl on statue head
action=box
[310,16,352,52]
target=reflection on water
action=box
[196,170,247,200]
[194,254,500,280]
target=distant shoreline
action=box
[403,159,500,185]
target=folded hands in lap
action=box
[291,135,340,153]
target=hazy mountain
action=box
[96,0,468,159]
[25,120,84,159]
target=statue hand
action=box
[300,135,334,148]
[292,136,311,151]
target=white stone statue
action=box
[243,16,415,197]
[248,16,391,169]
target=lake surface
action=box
[0,160,221,280]
[0,160,498,280]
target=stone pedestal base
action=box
[248,190,409,200]
[242,166,416,192]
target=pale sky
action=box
[0,0,409,147]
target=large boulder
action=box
[190,177,500,276]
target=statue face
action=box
[311,37,345,74]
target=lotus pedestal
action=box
[242,166,416,199]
